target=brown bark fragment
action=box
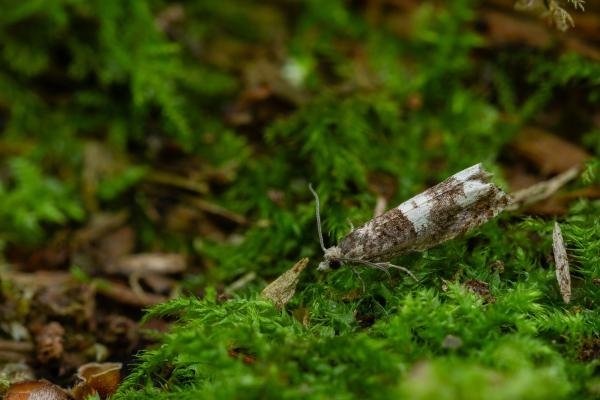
[552,222,571,304]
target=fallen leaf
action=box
[261,258,308,309]
[578,338,600,362]
[508,166,580,211]
[227,347,256,365]
[511,127,591,175]
[0,340,34,354]
[5,380,70,400]
[94,280,167,308]
[71,362,122,400]
[95,226,136,267]
[552,222,571,303]
[463,279,496,303]
[479,9,552,48]
[106,253,187,275]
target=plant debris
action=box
[552,222,572,303]
[511,128,591,175]
[71,362,122,400]
[463,279,496,303]
[4,380,70,400]
[260,258,309,309]
[508,166,580,211]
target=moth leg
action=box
[375,262,418,282]
[373,263,392,282]
[350,266,366,292]
[359,260,392,282]
[340,258,391,282]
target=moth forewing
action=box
[315,163,511,272]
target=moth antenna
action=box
[308,183,327,252]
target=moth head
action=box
[308,184,342,272]
[318,246,342,272]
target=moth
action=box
[309,163,511,276]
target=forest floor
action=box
[0,1,599,399]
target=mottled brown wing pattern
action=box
[338,164,511,262]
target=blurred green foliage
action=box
[0,0,599,398]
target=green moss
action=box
[114,198,599,399]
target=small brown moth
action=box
[310,164,511,276]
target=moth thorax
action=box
[318,246,342,272]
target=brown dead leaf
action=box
[5,380,70,400]
[578,338,600,362]
[145,170,209,195]
[260,258,308,309]
[185,196,248,226]
[479,10,552,48]
[72,211,129,249]
[95,226,136,267]
[106,253,186,275]
[3,271,72,290]
[506,161,600,215]
[552,222,571,304]
[563,37,600,61]
[482,1,600,60]
[227,347,256,365]
[463,279,496,303]
[508,166,580,211]
[0,341,34,365]
[511,127,591,175]
[94,280,167,308]
[142,274,178,294]
[71,362,122,400]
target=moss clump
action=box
[114,201,599,399]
